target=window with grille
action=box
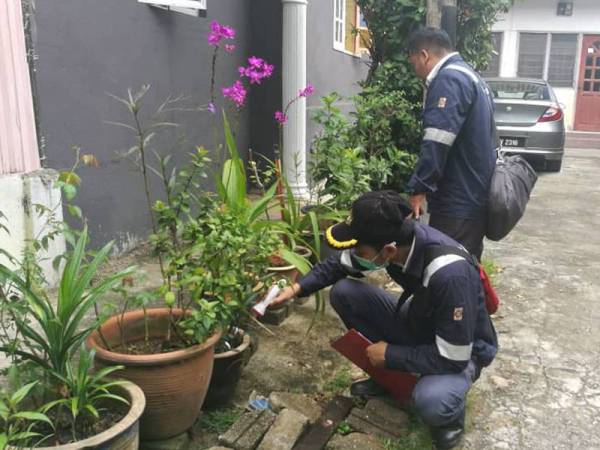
[517,33,547,79]
[333,0,345,51]
[517,33,579,87]
[481,32,503,77]
[548,34,578,87]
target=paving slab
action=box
[257,408,309,450]
[292,396,354,450]
[219,409,276,450]
[325,432,385,450]
[140,433,189,450]
[344,397,409,440]
[269,391,322,423]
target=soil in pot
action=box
[12,382,145,450]
[86,308,221,441]
[203,328,252,410]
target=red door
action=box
[575,35,600,131]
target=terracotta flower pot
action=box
[203,331,252,410]
[86,308,221,441]
[11,382,145,450]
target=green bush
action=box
[350,86,420,191]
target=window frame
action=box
[333,0,346,51]
[138,0,207,17]
[517,32,578,88]
[481,31,503,78]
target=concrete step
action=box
[566,132,600,149]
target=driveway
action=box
[463,148,600,449]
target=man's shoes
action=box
[350,378,387,397]
[431,424,464,449]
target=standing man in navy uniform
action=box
[406,28,496,260]
[271,191,498,449]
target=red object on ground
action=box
[331,329,418,404]
[479,266,500,315]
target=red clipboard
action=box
[331,329,418,404]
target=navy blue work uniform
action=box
[297,221,498,430]
[407,54,497,259]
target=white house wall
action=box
[493,0,600,130]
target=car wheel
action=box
[546,159,563,172]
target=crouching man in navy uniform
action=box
[271,191,498,449]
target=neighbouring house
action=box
[485,0,600,132]
[0,0,369,280]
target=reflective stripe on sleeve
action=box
[436,335,473,361]
[444,64,480,84]
[423,254,464,287]
[423,128,457,146]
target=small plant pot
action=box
[16,382,146,450]
[86,308,221,441]
[203,331,252,410]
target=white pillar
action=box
[282,0,309,197]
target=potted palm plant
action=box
[0,228,146,449]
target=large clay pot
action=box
[12,382,145,450]
[86,308,221,441]
[202,331,252,409]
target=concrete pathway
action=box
[463,148,600,449]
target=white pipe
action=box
[282,0,309,197]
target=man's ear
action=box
[383,242,398,255]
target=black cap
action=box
[325,191,413,249]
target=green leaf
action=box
[245,182,277,225]
[0,401,8,421]
[67,205,82,219]
[279,247,312,275]
[8,431,42,442]
[308,211,321,260]
[221,111,247,210]
[84,404,100,419]
[0,433,7,450]
[11,411,54,427]
[94,393,129,406]
[62,183,77,201]
[10,381,38,405]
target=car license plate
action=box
[500,137,524,148]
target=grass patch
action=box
[481,258,499,281]
[380,410,432,450]
[336,421,353,436]
[196,407,243,434]
[323,366,352,395]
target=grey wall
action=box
[248,0,370,176]
[31,0,252,250]
[249,0,283,164]
[305,0,369,150]
[30,0,367,249]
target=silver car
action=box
[486,78,566,172]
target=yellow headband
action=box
[325,225,358,249]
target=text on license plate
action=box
[501,138,523,147]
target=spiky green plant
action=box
[0,226,135,377]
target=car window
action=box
[487,81,551,100]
